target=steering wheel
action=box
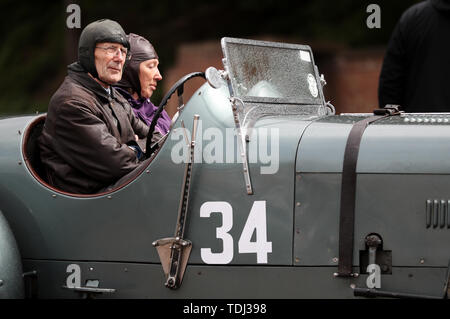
[145,72,206,158]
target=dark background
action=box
[0,0,420,115]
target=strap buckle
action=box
[373,104,402,116]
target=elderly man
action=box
[39,19,149,194]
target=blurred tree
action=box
[0,0,420,115]
[0,1,64,115]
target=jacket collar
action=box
[67,62,120,102]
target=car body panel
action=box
[0,209,24,298]
[0,38,449,299]
[297,115,450,174]
[21,259,447,298]
[0,84,317,267]
[295,115,450,269]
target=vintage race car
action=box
[0,37,449,299]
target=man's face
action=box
[139,58,162,99]
[94,42,127,85]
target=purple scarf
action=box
[116,87,171,135]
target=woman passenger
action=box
[115,33,171,150]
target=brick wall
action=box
[163,40,223,117]
[319,48,385,114]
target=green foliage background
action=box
[0,0,419,115]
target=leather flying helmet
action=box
[78,19,130,78]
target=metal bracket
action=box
[359,234,392,275]
[366,234,382,266]
[152,237,192,289]
[153,115,199,289]
[374,104,403,116]
[62,285,116,294]
[62,281,116,299]
[230,97,253,195]
[325,101,336,115]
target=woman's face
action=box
[138,58,162,99]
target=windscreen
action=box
[221,38,324,105]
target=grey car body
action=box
[0,37,449,299]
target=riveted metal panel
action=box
[295,173,450,267]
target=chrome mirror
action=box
[205,66,224,89]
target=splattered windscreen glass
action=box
[221,38,324,105]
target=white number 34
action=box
[200,201,272,264]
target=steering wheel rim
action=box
[145,71,205,158]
